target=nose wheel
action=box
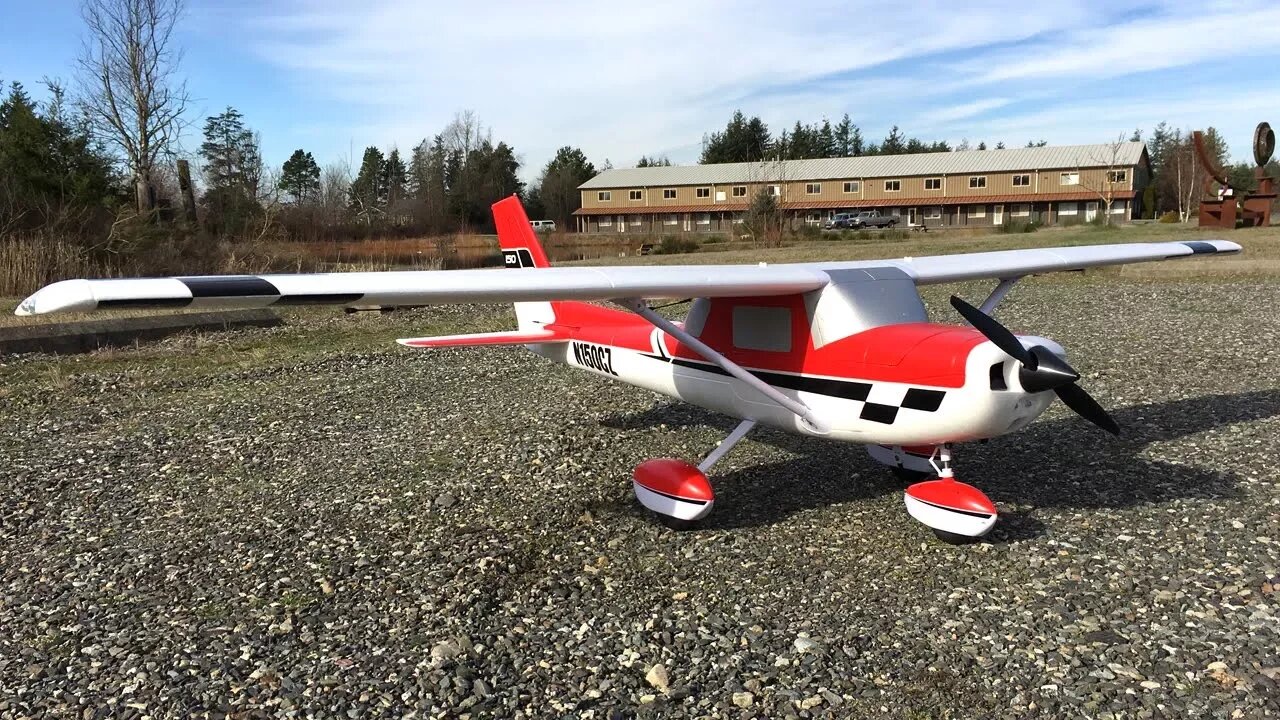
[901,445,998,541]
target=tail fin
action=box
[492,195,555,330]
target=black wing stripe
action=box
[272,294,365,306]
[179,276,280,297]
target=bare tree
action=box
[76,0,190,215]
[1072,135,1128,225]
[319,161,351,227]
[741,157,791,246]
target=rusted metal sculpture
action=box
[1196,122,1275,228]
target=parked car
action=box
[848,210,898,229]
[530,220,557,232]
[823,213,857,230]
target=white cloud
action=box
[246,0,1106,173]
[963,2,1280,85]
[241,0,1280,176]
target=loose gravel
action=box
[1,280,1278,719]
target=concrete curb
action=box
[0,309,281,355]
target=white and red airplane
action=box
[16,197,1241,541]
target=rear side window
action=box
[732,306,791,352]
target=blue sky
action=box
[2,0,1278,181]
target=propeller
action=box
[950,295,1120,435]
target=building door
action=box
[907,207,920,226]
[993,204,1004,226]
[682,214,692,232]
[618,215,625,232]
[1085,202,1098,222]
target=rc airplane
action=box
[16,197,1241,542]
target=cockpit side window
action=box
[731,306,792,352]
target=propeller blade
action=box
[1055,383,1121,436]
[949,295,1032,366]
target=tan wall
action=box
[580,166,1139,208]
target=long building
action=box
[573,142,1150,233]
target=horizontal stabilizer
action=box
[397,328,571,348]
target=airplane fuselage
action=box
[528,303,1058,447]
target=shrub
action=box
[1158,211,1181,223]
[796,224,823,240]
[999,220,1039,234]
[879,229,909,241]
[654,235,699,255]
[701,234,727,244]
[1060,216,1084,227]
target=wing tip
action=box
[14,279,96,316]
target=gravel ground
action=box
[1,279,1278,719]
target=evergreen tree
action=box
[833,114,855,156]
[348,146,385,222]
[977,141,987,151]
[382,148,408,210]
[537,146,596,229]
[198,106,263,234]
[881,125,906,155]
[637,155,672,167]
[817,119,835,158]
[199,107,259,195]
[0,80,117,232]
[700,110,771,163]
[278,149,321,204]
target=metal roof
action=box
[571,190,1136,215]
[578,142,1147,189]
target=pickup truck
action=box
[848,210,898,229]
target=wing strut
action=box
[617,298,830,434]
[979,276,1023,315]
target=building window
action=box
[628,215,643,226]
[843,181,860,193]
[885,180,901,192]
[731,213,745,224]
[1011,203,1031,217]
[1012,174,1030,187]
[1107,170,1128,183]
[967,205,986,218]
[768,185,781,197]
[805,212,821,224]
[663,188,676,199]
[598,216,613,227]
[663,214,678,225]
[732,185,747,197]
[598,191,611,202]
[1058,202,1079,216]
[1109,201,1127,214]
[696,187,711,199]
[696,213,711,225]
[805,183,821,195]
[1060,172,1080,185]
[628,189,642,201]
[925,178,942,190]
[925,207,942,220]
[969,176,987,189]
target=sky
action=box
[2,0,1278,181]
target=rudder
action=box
[492,195,555,330]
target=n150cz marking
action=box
[572,342,618,376]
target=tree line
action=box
[697,109,1045,164]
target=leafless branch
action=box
[75,0,190,214]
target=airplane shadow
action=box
[596,389,1280,539]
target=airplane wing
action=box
[14,240,1240,316]
[841,240,1242,284]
